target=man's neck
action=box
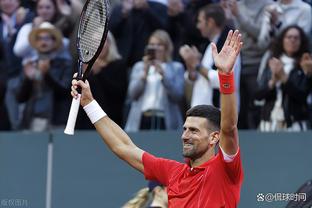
[208,28,221,43]
[190,148,215,167]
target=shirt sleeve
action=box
[142,152,181,186]
[218,148,244,185]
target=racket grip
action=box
[64,94,81,135]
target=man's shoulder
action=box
[143,152,184,168]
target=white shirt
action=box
[2,13,17,39]
[141,65,166,112]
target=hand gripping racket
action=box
[64,0,109,135]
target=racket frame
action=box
[64,0,109,135]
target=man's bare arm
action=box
[211,30,242,155]
[71,79,144,173]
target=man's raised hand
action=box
[211,30,242,74]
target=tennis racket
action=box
[64,0,109,135]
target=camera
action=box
[145,45,157,60]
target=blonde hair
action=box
[149,30,173,62]
[121,187,150,208]
[102,31,122,63]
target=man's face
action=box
[35,31,56,53]
[0,0,19,16]
[181,117,211,159]
[196,11,210,39]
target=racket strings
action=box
[79,0,107,62]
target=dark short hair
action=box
[186,105,221,131]
[199,3,226,28]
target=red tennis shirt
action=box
[142,148,243,208]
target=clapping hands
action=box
[300,53,312,77]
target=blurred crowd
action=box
[0,0,312,132]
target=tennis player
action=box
[71,30,243,208]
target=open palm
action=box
[212,30,242,74]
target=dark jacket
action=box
[256,65,312,127]
[109,1,168,67]
[16,55,72,128]
[0,11,34,78]
[76,59,128,129]
[0,42,10,130]
[167,0,214,59]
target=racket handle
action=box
[64,94,81,135]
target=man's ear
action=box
[209,131,220,146]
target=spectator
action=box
[121,181,167,208]
[55,0,84,70]
[76,31,128,129]
[54,0,84,38]
[109,0,168,67]
[0,0,33,130]
[219,0,236,28]
[21,0,36,12]
[167,0,214,60]
[16,22,72,131]
[300,52,312,128]
[180,4,240,109]
[258,0,312,49]
[256,25,312,131]
[125,30,184,131]
[0,44,10,130]
[229,0,273,129]
[14,0,69,60]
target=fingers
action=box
[180,45,193,62]
[80,79,90,89]
[179,45,199,59]
[71,74,89,99]
[230,30,239,48]
[225,30,233,46]
[190,46,196,55]
[74,80,88,90]
[226,30,243,55]
[71,82,78,99]
[302,53,311,61]
[234,33,242,54]
[179,45,191,58]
